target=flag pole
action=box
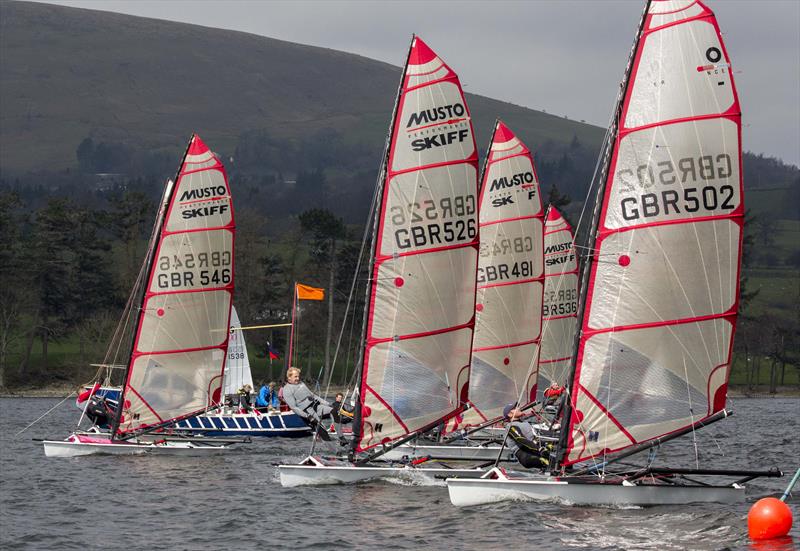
[288,283,297,368]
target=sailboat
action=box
[380,121,546,463]
[447,0,781,505]
[536,206,578,399]
[43,135,242,457]
[172,306,311,437]
[279,36,491,486]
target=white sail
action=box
[115,135,235,436]
[458,121,544,428]
[356,36,479,452]
[537,206,578,399]
[223,306,253,395]
[562,0,743,466]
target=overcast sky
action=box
[35,0,800,166]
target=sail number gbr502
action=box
[389,194,476,250]
[156,251,232,289]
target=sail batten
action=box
[562,0,742,467]
[115,135,235,437]
[356,37,479,452]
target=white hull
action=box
[380,443,516,463]
[446,469,745,507]
[43,436,231,458]
[279,456,489,487]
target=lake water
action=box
[1,396,798,550]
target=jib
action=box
[411,129,469,152]
[180,185,227,202]
[489,171,534,192]
[406,103,465,128]
[182,204,229,219]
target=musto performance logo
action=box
[405,103,470,152]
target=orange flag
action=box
[296,283,325,301]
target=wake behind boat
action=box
[43,134,244,457]
[447,0,782,506]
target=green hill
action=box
[0,1,604,175]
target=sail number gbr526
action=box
[389,194,476,250]
[156,251,232,289]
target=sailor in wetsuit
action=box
[503,403,553,470]
[281,367,337,441]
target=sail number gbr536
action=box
[156,251,232,289]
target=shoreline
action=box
[1,384,799,399]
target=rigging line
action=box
[683,354,700,470]
[16,391,76,437]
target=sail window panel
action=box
[361,327,472,448]
[119,349,225,433]
[649,2,704,29]
[166,168,233,232]
[566,388,634,464]
[391,81,475,172]
[578,319,732,443]
[379,164,478,257]
[605,118,740,231]
[370,247,477,340]
[540,315,577,367]
[470,343,539,415]
[589,219,738,330]
[478,218,544,283]
[480,155,542,225]
[137,290,231,353]
[544,230,578,276]
[149,229,233,293]
[625,20,734,129]
[473,281,542,350]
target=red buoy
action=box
[748,497,793,540]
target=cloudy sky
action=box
[36,0,800,166]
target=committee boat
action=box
[44,135,243,457]
[447,0,781,506]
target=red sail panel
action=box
[538,207,578,399]
[357,37,479,451]
[457,121,544,428]
[116,135,235,435]
[563,0,742,465]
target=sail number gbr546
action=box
[156,251,232,289]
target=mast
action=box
[350,36,415,459]
[553,0,652,471]
[109,137,192,439]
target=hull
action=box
[446,471,745,507]
[42,434,231,458]
[279,456,489,487]
[173,409,310,438]
[380,443,516,463]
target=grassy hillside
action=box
[0,1,604,175]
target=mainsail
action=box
[114,135,236,436]
[561,0,742,466]
[223,306,253,396]
[356,36,479,452]
[537,207,578,399]
[461,121,544,425]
